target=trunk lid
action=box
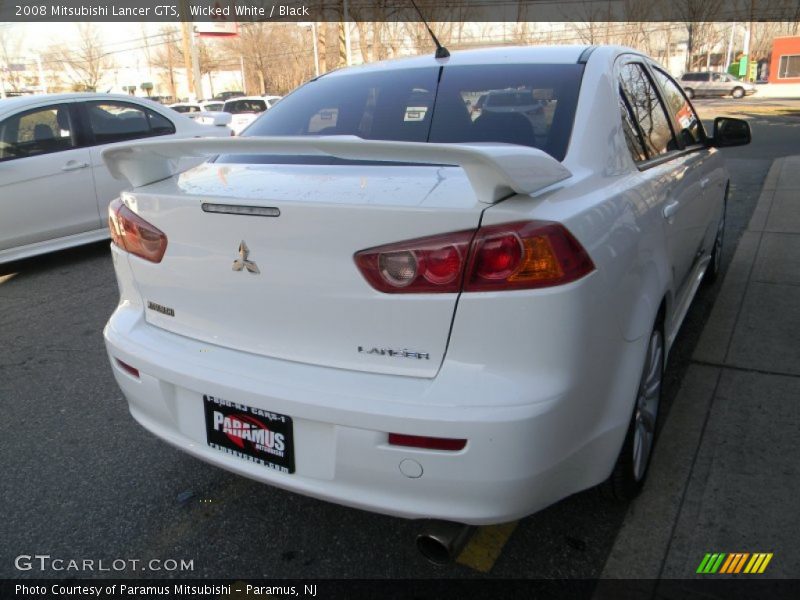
[104,136,572,377]
[125,162,483,377]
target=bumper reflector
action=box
[115,358,140,379]
[388,433,467,451]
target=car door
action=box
[650,66,725,258]
[709,72,726,96]
[77,100,177,217]
[0,101,99,252]
[617,59,707,302]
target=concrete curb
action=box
[692,158,783,365]
[597,157,784,582]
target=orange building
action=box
[768,36,800,83]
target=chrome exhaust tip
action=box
[416,520,475,565]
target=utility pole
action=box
[190,27,202,99]
[725,23,735,72]
[180,20,195,100]
[343,0,352,65]
[746,0,755,81]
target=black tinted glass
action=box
[619,63,676,157]
[0,104,75,161]
[430,63,583,161]
[652,67,704,146]
[224,63,583,165]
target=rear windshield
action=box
[224,99,267,114]
[220,63,584,164]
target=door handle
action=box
[62,161,89,172]
[663,200,680,220]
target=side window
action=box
[619,93,648,162]
[619,63,677,159]
[85,101,175,145]
[147,110,176,136]
[0,104,75,162]
[652,67,705,146]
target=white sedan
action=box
[0,93,231,264]
[101,46,750,527]
[222,95,282,135]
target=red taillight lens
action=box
[108,198,168,263]
[354,230,473,293]
[388,433,467,451]
[354,221,593,293]
[464,221,594,291]
[473,233,523,280]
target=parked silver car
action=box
[679,71,756,99]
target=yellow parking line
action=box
[456,521,519,573]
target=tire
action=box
[732,87,745,99]
[606,325,664,501]
[684,88,695,99]
[703,195,726,285]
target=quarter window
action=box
[619,63,677,158]
[652,67,705,146]
[84,101,175,145]
[0,104,75,161]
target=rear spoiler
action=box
[102,136,572,204]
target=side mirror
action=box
[710,117,751,147]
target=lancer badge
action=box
[232,241,260,274]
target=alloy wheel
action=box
[632,329,663,482]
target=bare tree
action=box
[675,0,725,70]
[152,27,180,99]
[220,23,314,95]
[0,27,24,93]
[47,24,113,92]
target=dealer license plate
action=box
[203,395,295,474]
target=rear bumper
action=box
[104,300,639,525]
[104,235,647,524]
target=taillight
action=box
[464,221,594,291]
[354,230,473,293]
[354,221,594,294]
[108,198,168,263]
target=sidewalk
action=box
[599,157,800,582]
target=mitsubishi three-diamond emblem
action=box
[232,241,260,274]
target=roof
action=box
[324,45,598,78]
[0,92,168,117]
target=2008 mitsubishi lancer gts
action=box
[102,45,750,525]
